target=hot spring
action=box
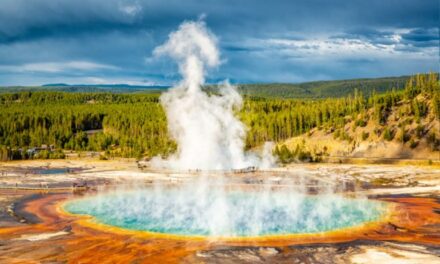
[64,184,387,238]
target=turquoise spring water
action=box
[64,188,387,237]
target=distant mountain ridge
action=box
[42,83,170,89]
[1,83,170,94]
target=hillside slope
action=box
[276,74,440,162]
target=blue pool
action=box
[64,187,386,237]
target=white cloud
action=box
[118,2,142,17]
[82,76,158,86]
[246,31,436,61]
[0,61,118,73]
[266,38,394,57]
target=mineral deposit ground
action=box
[0,159,439,263]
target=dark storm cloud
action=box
[401,28,439,47]
[0,0,145,43]
[402,28,439,42]
[1,0,438,43]
[0,0,438,85]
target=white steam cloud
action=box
[152,20,274,170]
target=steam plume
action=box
[152,20,272,170]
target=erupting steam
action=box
[152,20,273,170]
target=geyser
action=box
[64,186,386,238]
[151,20,272,170]
[64,20,387,241]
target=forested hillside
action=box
[274,73,440,162]
[0,75,410,99]
[0,73,438,161]
[235,75,410,98]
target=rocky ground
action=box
[184,241,440,264]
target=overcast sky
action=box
[0,0,438,86]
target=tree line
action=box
[0,73,438,161]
